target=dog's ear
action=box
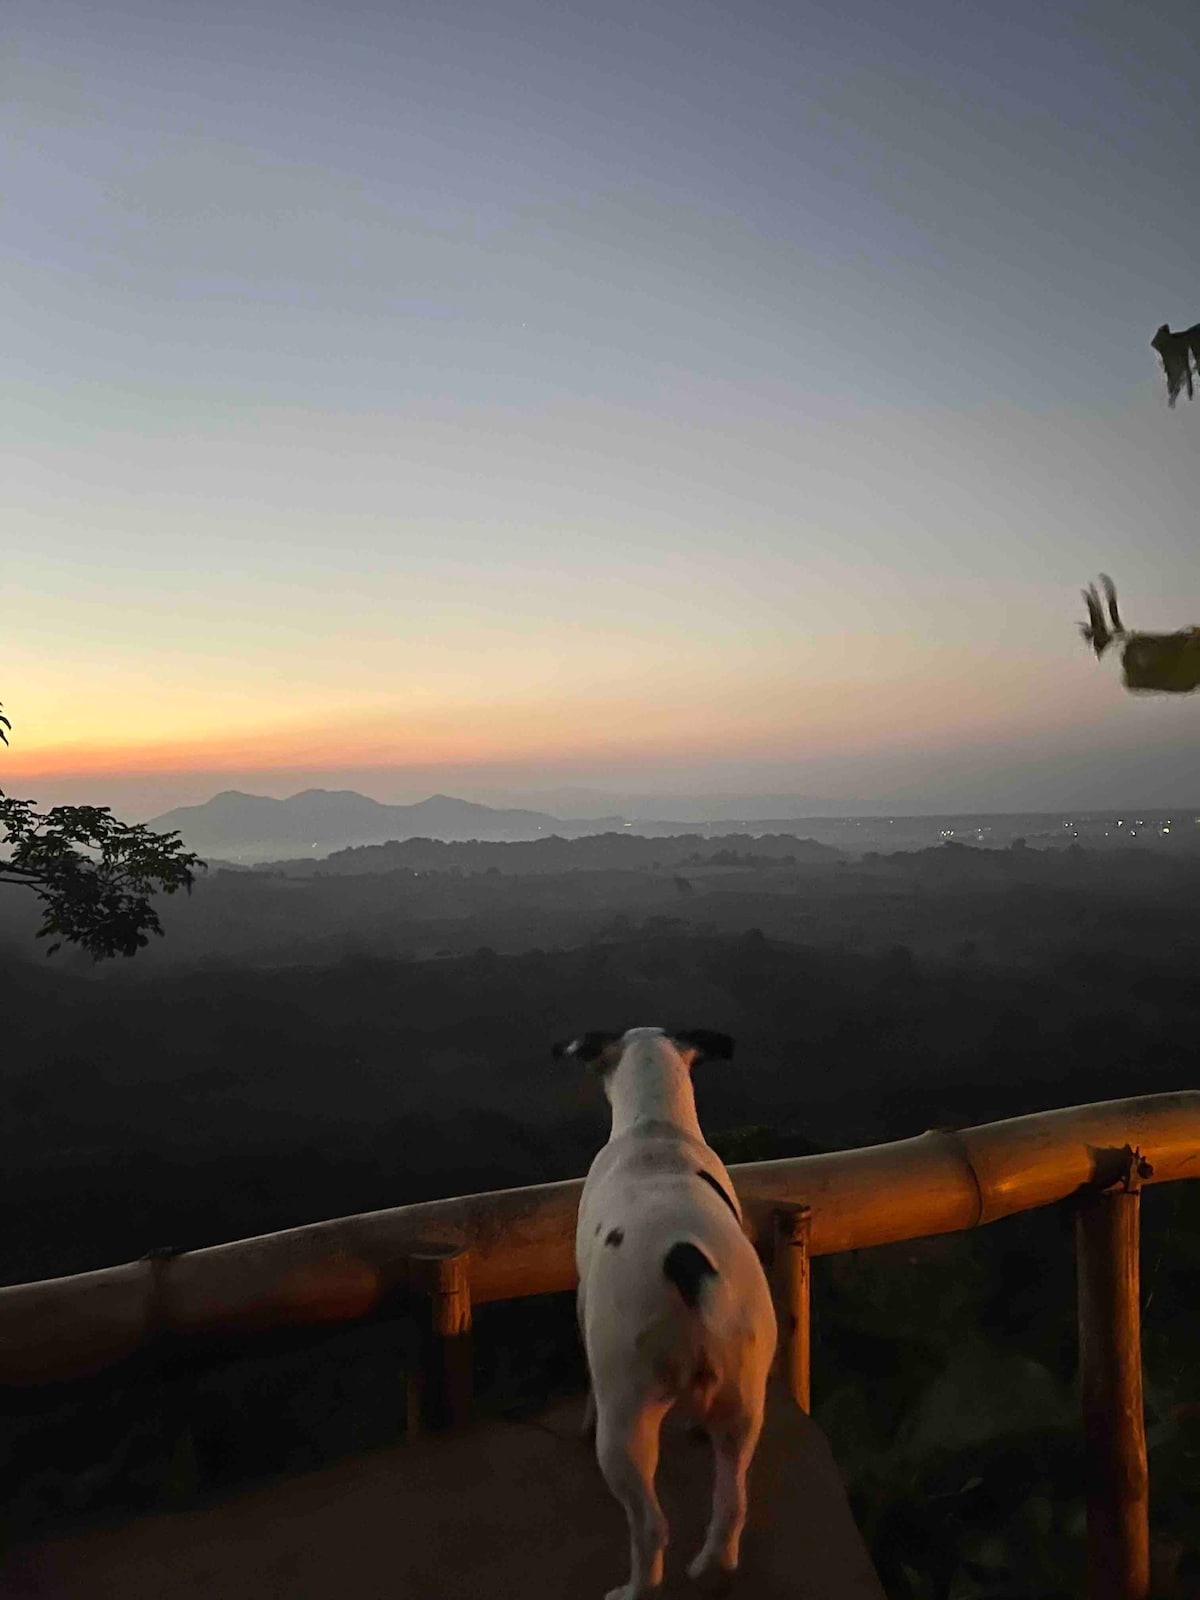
[672,1029,735,1064]
[552,1030,622,1067]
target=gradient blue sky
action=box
[5,0,1199,817]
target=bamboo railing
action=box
[3,1089,1198,1598]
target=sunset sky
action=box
[5,0,1199,819]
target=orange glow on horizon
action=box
[0,624,1123,806]
[1,656,1108,792]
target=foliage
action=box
[0,794,203,959]
[0,699,204,957]
[2,857,1199,1579]
[822,1343,1085,1599]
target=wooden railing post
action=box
[1075,1152,1151,1600]
[406,1246,472,1437]
[773,1204,812,1413]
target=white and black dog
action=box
[556,1026,777,1599]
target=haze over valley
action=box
[145,785,1200,865]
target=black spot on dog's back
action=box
[695,1169,739,1221]
[662,1241,718,1309]
[605,1228,624,1248]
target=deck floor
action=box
[2,1382,885,1599]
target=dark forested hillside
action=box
[4,836,1199,1285]
[4,836,1200,1592]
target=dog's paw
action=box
[686,1550,737,1592]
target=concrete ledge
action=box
[2,1382,884,1598]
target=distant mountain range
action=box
[148,789,1198,867]
[147,789,628,862]
[469,787,840,821]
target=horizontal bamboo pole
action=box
[1,1090,1196,1388]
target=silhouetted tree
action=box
[0,700,203,957]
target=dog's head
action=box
[552,1026,734,1082]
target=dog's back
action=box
[579,1126,776,1425]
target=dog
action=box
[555,1026,777,1599]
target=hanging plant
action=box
[1151,323,1200,407]
[1079,576,1200,694]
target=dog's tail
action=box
[631,1241,725,1412]
[662,1241,718,1310]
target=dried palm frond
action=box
[1078,574,1123,658]
[1121,629,1200,692]
[1078,576,1200,693]
[1151,323,1200,407]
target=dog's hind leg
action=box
[578,1288,597,1438]
[595,1399,670,1599]
[686,1407,763,1583]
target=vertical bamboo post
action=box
[773,1204,812,1413]
[1076,1153,1151,1600]
[141,1246,200,1506]
[403,1308,425,1444]
[406,1246,472,1436]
